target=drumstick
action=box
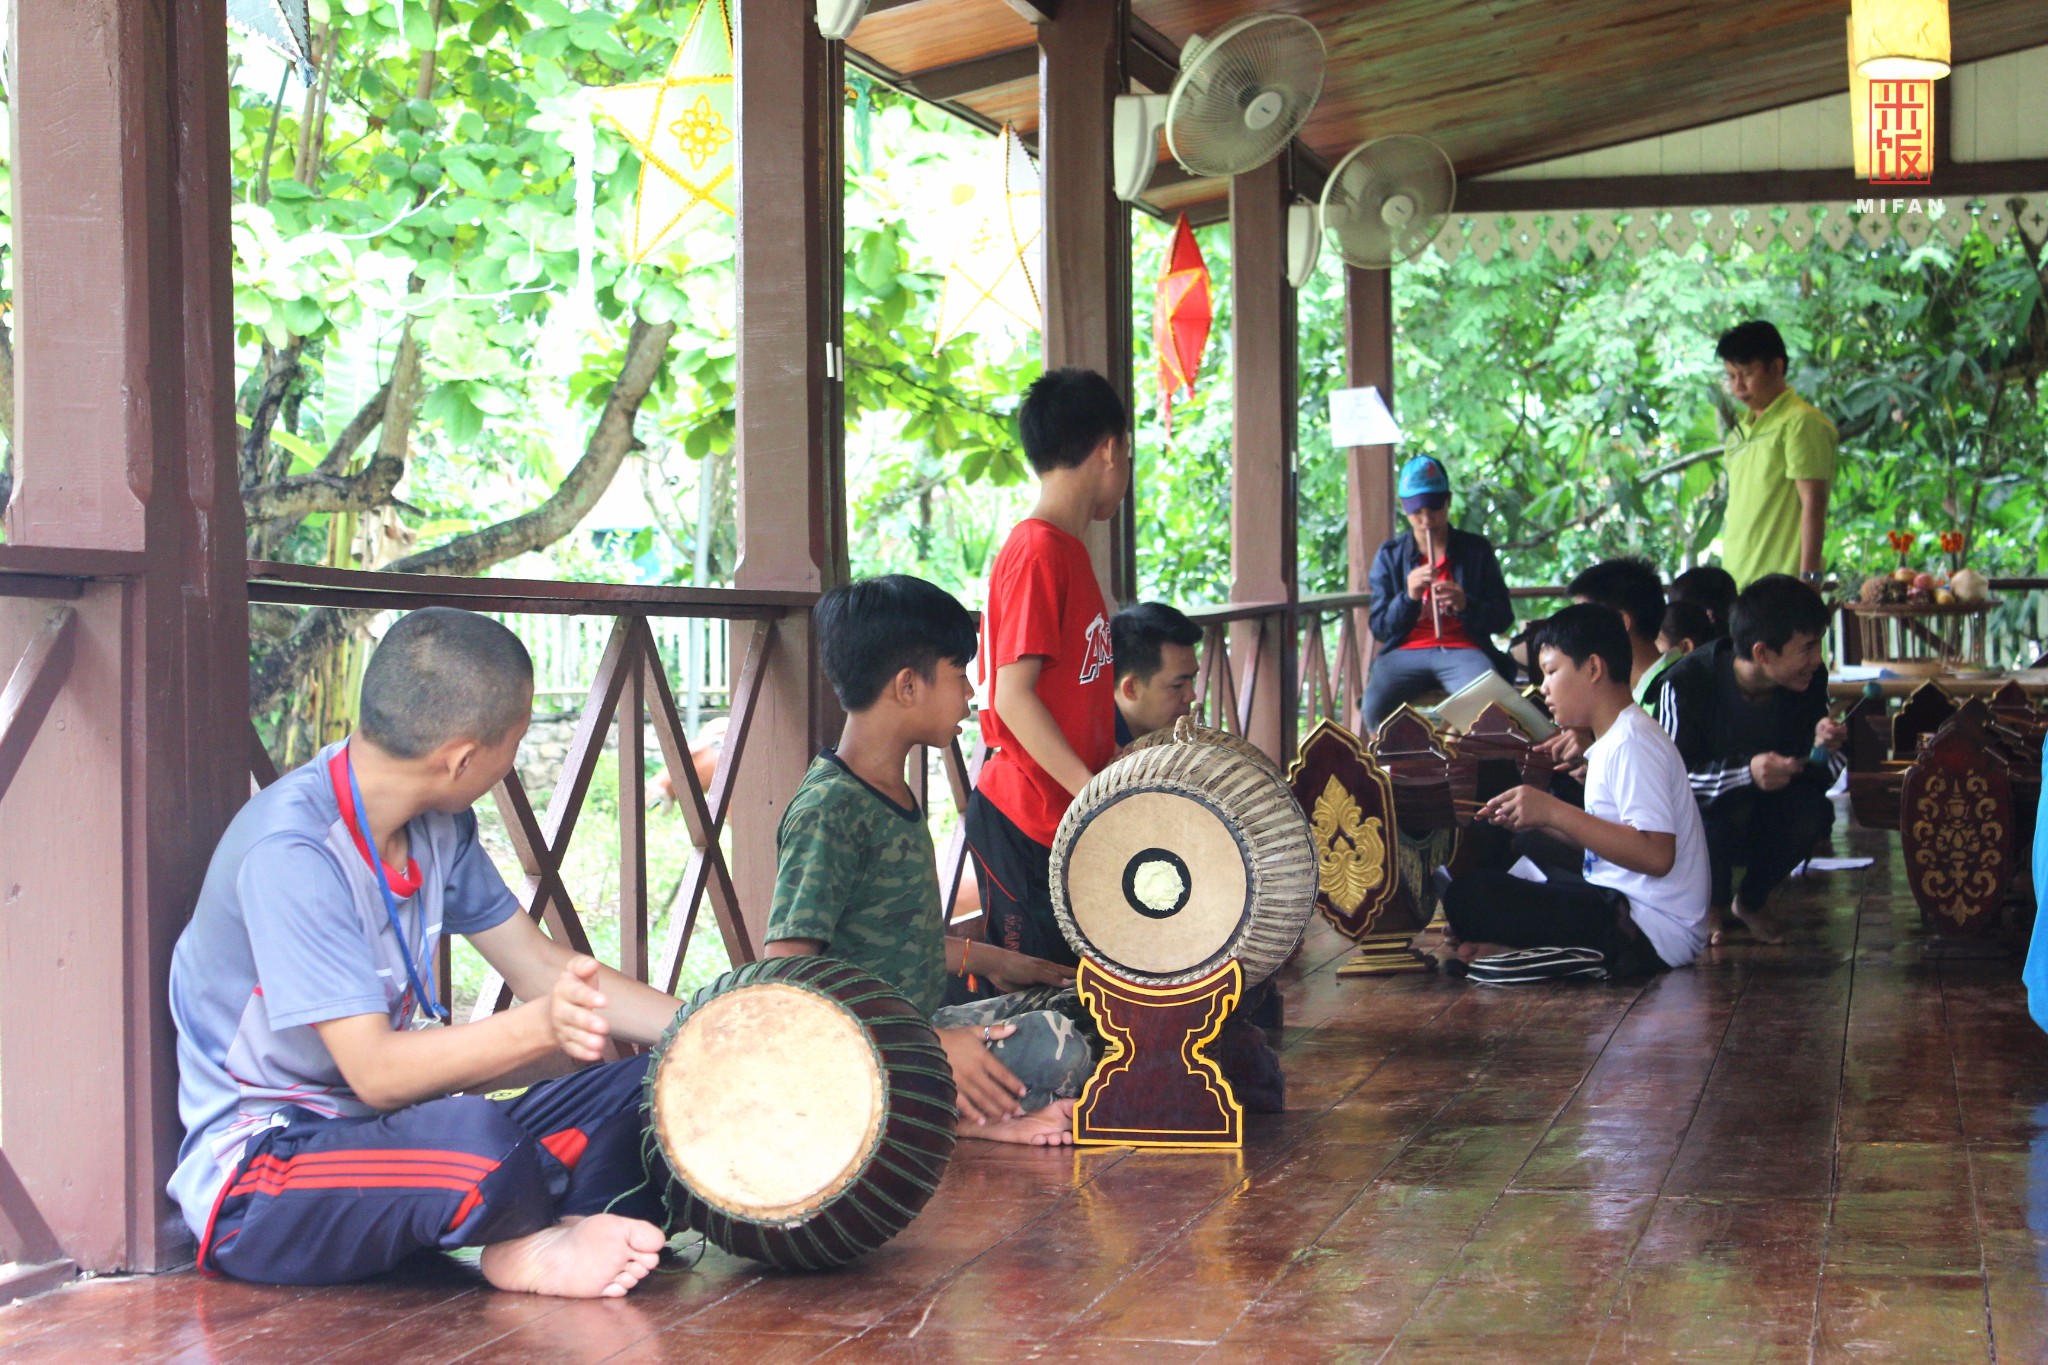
[1423,525,1444,637]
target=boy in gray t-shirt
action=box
[171,608,685,1299]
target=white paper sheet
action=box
[1328,385,1403,447]
[1507,856,1549,884]
[1792,857,1875,875]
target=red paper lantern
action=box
[1154,213,1212,433]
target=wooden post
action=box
[1345,265,1397,679]
[1,0,249,1271]
[732,0,841,953]
[1230,158,1299,765]
[1038,1,1135,604]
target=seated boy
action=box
[968,367,1130,967]
[1444,603,1711,977]
[1669,565,1737,641]
[766,576,1100,1146]
[169,608,687,1297]
[1111,601,1202,746]
[1657,601,1714,660]
[1538,557,1670,773]
[1656,574,1843,945]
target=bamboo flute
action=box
[1423,524,1444,636]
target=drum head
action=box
[1052,721,1317,987]
[650,983,885,1223]
[1062,787,1250,977]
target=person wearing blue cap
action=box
[1362,454,1516,731]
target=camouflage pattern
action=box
[766,755,948,1016]
[933,987,1101,1113]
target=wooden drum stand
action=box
[1050,719,1316,1149]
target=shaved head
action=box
[358,607,534,759]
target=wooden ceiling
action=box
[848,0,2048,217]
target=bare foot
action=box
[480,1214,666,1299]
[1706,904,1728,945]
[1730,902,1787,945]
[1455,941,1516,963]
[959,1098,1075,1146]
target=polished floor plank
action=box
[1814,1272,1993,1363]
[1388,1190,1659,1345]
[1593,1196,1830,1363]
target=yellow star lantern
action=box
[934,123,1042,348]
[590,0,734,263]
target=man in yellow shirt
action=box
[1716,321,1837,588]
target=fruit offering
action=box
[1859,564,1987,607]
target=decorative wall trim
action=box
[1422,194,2048,264]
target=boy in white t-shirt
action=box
[1445,603,1711,975]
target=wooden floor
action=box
[8,806,2048,1363]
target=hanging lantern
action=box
[1153,213,1212,433]
[1850,0,1950,80]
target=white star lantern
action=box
[590,0,736,263]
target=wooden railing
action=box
[0,547,123,1298]
[245,563,819,1027]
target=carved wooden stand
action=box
[1072,958,1244,1149]
[1846,680,2044,940]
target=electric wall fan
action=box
[1114,14,1326,202]
[1319,134,1456,269]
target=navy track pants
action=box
[201,1054,671,1285]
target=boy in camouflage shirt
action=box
[765,576,1100,1146]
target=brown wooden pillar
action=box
[2,0,249,1271]
[732,0,842,952]
[1038,1,1135,604]
[1230,158,1299,764]
[1345,265,1396,673]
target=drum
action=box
[643,955,956,1271]
[1051,717,1317,987]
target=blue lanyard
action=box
[343,749,448,1024]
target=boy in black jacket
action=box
[1656,575,1845,944]
[1362,455,1514,731]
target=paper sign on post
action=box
[1328,386,1403,447]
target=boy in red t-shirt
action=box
[966,367,1131,969]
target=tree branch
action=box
[250,604,355,717]
[391,317,675,575]
[248,318,675,713]
[1497,444,1726,552]
[241,340,307,490]
[317,379,394,476]
[242,322,421,524]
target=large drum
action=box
[643,955,956,1270]
[1051,718,1317,987]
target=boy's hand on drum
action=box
[983,948,1076,993]
[546,955,611,1062]
[937,1025,1026,1124]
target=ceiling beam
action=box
[1125,18,1178,94]
[1459,160,2048,213]
[899,44,1037,101]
